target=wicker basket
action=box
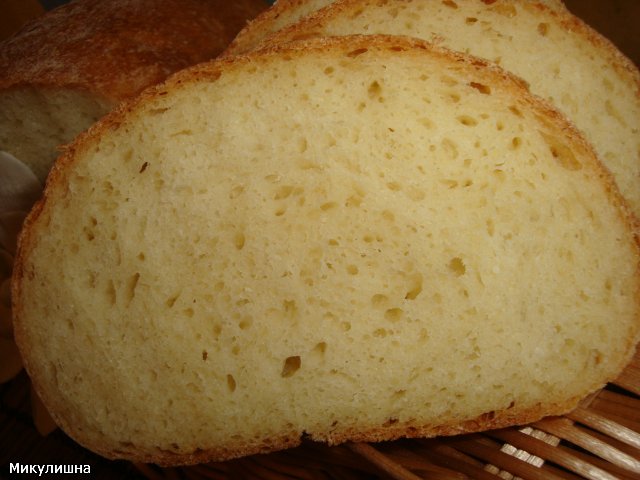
[133,348,640,480]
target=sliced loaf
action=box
[224,0,568,55]
[251,0,640,220]
[13,35,640,466]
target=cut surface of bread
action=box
[253,0,640,220]
[224,0,568,56]
[0,0,267,181]
[13,35,640,466]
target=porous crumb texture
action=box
[13,36,640,466]
[224,0,568,56]
[225,0,336,56]
[254,0,640,219]
[0,0,268,181]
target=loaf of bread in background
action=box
[242,0,640,220]
[0,0,267,182]
[13,35,640,466]
[224,0,568,56]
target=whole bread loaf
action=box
[224,0,568,56]
[13,35,640,466]
[0,0,267,182]
[247,0,640,220]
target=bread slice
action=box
[0,0,267,182]
[13,35,640,466]
[247,0,640,221]
[224,0,568,56]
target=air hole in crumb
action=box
[385,308,404,322]
[466,17,478,24]
[281,356,301,377]
[274,185,294,200]
[202,350,208,361]
[368,80,383,99]
[407,188,426,201]
[347,47,368,57]
[213,323,222,338]
[125,273,140,304]
[234,232,245,250]
[320,201,338,211]
[239,317,253,330]
[442,0,458,8]
[441,139,459,159]
[511,137,522,149]
[393,390,406,400]
[469,82,491,94]
[381,210,395,222]
[345,194,363,207]
[387,181,402,191]
[371,294,388,307]
[458,115,478,126]
[591,349,603,365]
[449,257,466,276]
[166,293,180,308]
[448,92,461,103]
[313,342,327,355]
[509,106,523,117]
[283,300,297,316]
[373,328,388,338]
[540,132,582,170]
[229,185,244,199]
[537,23,549,36]
[227,374,236,392]
[106,280,116,305]
[405,274,423,300]
[486,219,495,236]
[346,265,359,275]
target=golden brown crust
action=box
[13,33,640,467]
[68,395,586,466]
[0,0,268,102]
[224,0,330,56]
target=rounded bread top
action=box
[0,0,268,101]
